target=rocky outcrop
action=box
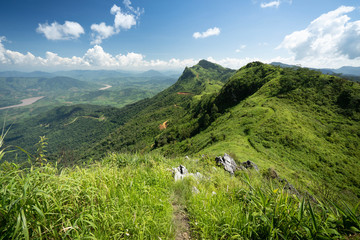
[215,153,238,174]
[173,165,189,181]
[215,153,260,174]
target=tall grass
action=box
[0,153,174,239]
[185,170,360,239]
[0,153,359,239]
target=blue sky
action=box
[0,0,360,71]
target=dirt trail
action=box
[177,92,192,95]
[172,198,191,240]
[159,120,168,130]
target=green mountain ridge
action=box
[86,60,360,203]
[1,60,360,239]
[2,60,360,202]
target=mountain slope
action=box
[85,61,360,203]
[156,62,360,202]
[86,60,235,159]
[2,102,152,164]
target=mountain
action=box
[83,60,360,204]
[2,60,360,239]
[137,69,164,77]
[53,70,131,81]
[336,66,360,76]
[271,61,360,78]
[3,60,360,202]
[0,71,55,78]
[85,60,235,156]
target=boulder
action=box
[215,153,238,174]
[173,165,189,181]
[172,165,202,182]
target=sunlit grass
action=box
[1,153,359,239]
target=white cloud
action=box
[193,27,221,39]
[36,21,84,40]
[113,8,137,30]
[0,39,197,71]
[235,45,247,53]
[91,1,143,44]
[261,1,280,8]
[90,23,117,45]
[278,5,360,64]
[110,4,121,15]
[123,0,144,17]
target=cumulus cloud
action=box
[193,27,221,39]
[278,6,360,62]
[90,23,117,45]
[36,21,84,40]
[91,0,143,44]
[113,6,137,30]
[260,1,280,8]
[0,39,198,71]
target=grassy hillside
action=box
[1,61,360,239]
[86,60,235,159]
[1,154,359,239]
[156,62,360,203]
[84,61,360,205]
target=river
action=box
[0,96,45,110]
[99,84,112,90]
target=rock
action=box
[215,153,238,174]
[240,160,259,172]
[173,165,202,182]
[173,165,189,181]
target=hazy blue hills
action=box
[271,61,360,78]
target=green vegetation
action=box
[86,61,360,205]
[0,74,176,122]
[2,103,152,164]
[1,154,359,239]
[0,154,175,239]
[1,60,360,238]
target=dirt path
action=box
[177,92,192,95]
[172,198,191,240]
[159,120,168,130]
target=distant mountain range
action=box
[270,62,360,76]
[0,69,181,80]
